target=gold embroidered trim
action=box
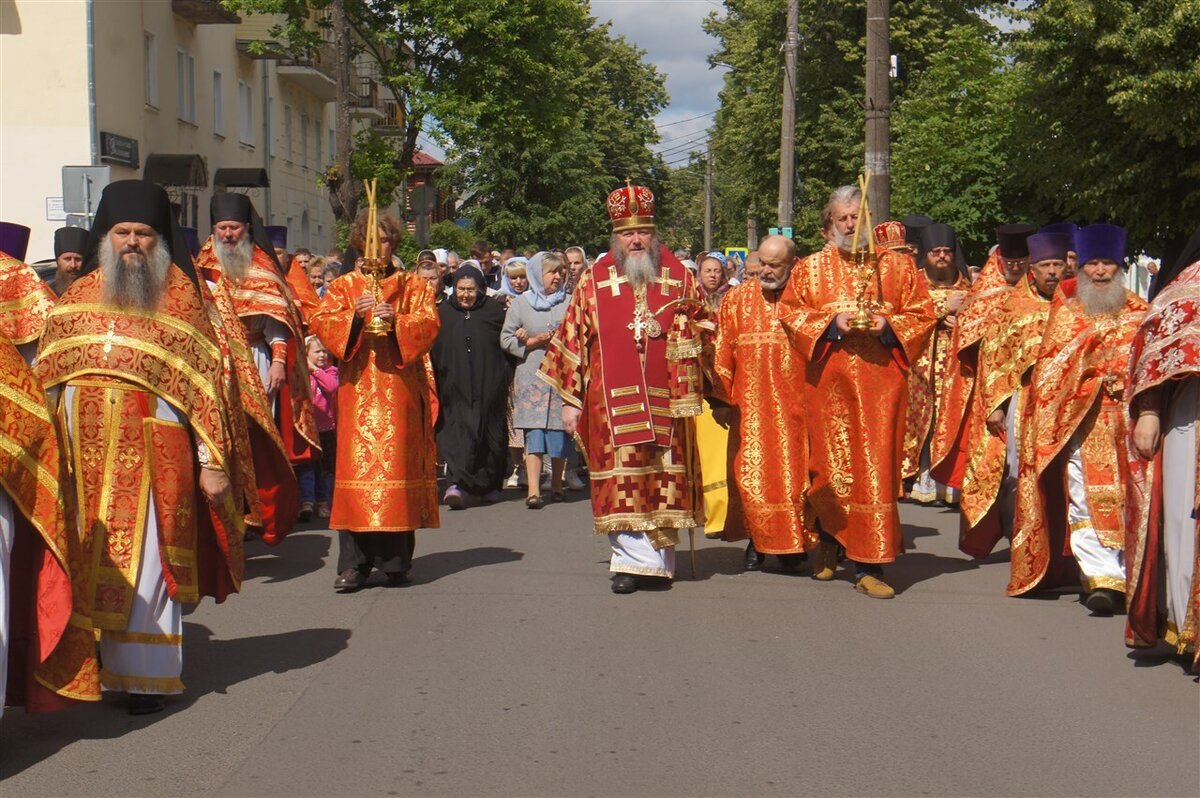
[102,630,183,645]
[609,385,640,398]
[98,671,184,694]
[614,421,652,435]
[646,387,670,398]
[592,510,696,533]
[1080,575,1126,593]
[611,403,646,417]
[47,303,221,361]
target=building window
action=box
[300,113,309,169]
[283,104,293,163]
[144,33,158,108]
[176,49,196,124]
[213,71,224,137]
[238,81,254,145]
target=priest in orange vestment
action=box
[1125,228,1200,665]
[35,180,245,715]
[197,193,318,542]
[1,335,100,716]
[539,184,712,595]
[779,186,935,598]
[929,225,1036,489]
[0,222,57,363]
[713,235,815,572]
[308,210,440,592]
[1008,225,1147,614]
[958,232,1066,558]
[901,222,970,505]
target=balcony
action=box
[276,42,338,102]
[351,78,385,120]
[173,0,240,24]
[372,100,405,136]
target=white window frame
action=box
[300,112,309,169]
[238,81,254,146]
[144,32,158,108]
[212,71,224,137]
[283,104,293,163]
[176,49,196,124]
[315,116,322,167]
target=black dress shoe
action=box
[334,568,368,592]
[744,541,765,571]
[128,693,166,716]
[777,553,806,573]
[611,574,638,594]
[384,571,412,587]
[1084,588,1123,615]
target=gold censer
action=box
[848,169,882,333]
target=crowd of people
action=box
[0,175,1195,723]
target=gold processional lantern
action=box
[360,178,393,337]
[849,169,883,332]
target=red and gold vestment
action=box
[34,266,245,628]
[1008,281,1146,596]
[308,267,440,532]
[0,249,56,347]
[930,254,1014,487]
[712,281,814,554]
[780,244,935,563]
[1124,259,1200,659]
[195,238,319,463]
[958,278,1051,557]
[538,247,712,540]
[286,258,323,325]
[901,273,969,478]
[0,338,100,709]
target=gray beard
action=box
[215,236,253,283]
[759,273,789,292]
[1076,270,1127,316]
[832,227,869,253]
[99,235,171,311]
[612,235,660,289]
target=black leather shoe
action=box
[611,574,638,594]
[334,568,367,592]
[128,693,166,716]
[1084,588,1122,615]
[385,571,413,587]
[744,542,765,571]
[777,553,806,573]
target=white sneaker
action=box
[565,470,585,491]
[504,466,520,489]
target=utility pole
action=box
[865,0,891,220]
[703,143,714,251]
[776,0,798,228]
[747,216,758,251]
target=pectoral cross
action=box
[654,273,683,296]
[627,287,663,350]
[597,273,627,297]
[101,319,118,364]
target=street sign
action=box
[62,165,112,223]
[768,227,779,236]
[45,197,66,221]
[782,227,793,238]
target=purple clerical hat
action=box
[995,223,1036,260]
[0,221,32,261]
[1075,224,1127,267]
[265,225,288,250]
[1026,232,1071,265]
[180,226,201,258]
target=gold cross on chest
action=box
[596,272,627,297]
[654,273,683,296]
[101,319,118,364]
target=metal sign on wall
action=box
[99,132,140,169]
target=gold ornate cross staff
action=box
[361,178,392,337]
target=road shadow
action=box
[244,530,332,584]
[682,543,746,580]
[902,523,942,547]
[1127,643,1199,678]
[0,623,350,779]
[888,550,983,595]
[411,545,524,584]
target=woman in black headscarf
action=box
[431,265,513,508]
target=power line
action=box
[654,110,716,130]
[654,131,711,158]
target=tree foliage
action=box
[226,0,667,249]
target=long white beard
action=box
[99,235,171,310]
[1076,270,1127,316]
[622,251,658,288]
[832,226,869,253]
[215,236,253,283]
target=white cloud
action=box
[591,0,724,154]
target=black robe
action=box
[431,279,512,495]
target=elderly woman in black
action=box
[431,265,512,508]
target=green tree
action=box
[704,0,1001,253]
[1008,0,1200,255]
[890,23,1016,260]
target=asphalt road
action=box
[2,490,1197,797]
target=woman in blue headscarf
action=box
[500,251,570,507]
